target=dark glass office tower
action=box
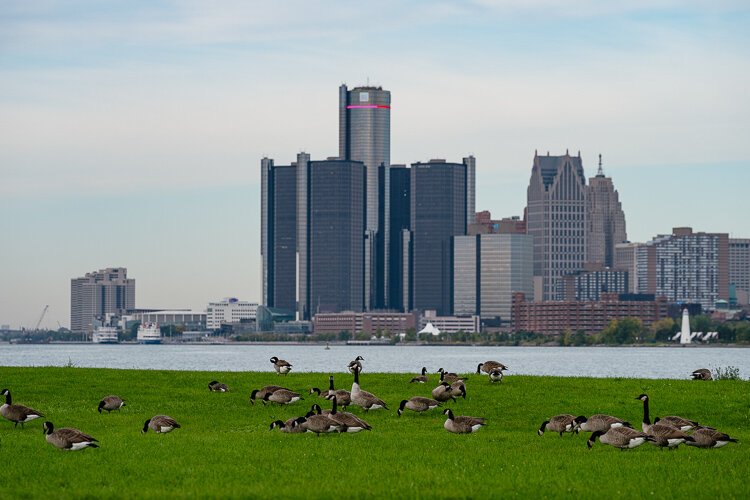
[261,158,297,313]
[339,84,390,309]
[297,156,366,319]
[410,159,469,316]
[388,165,411,311]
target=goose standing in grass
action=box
[348,356,364,374]
[691,368,712,381]
[686,428,738,448]
[43,422,99,450]
[442,409,485,434]
[647,423,695,449]
[208,381,229,392]
[476,361,508,375]
[270,356,292,375]
[324,395,371,432]
[488,369,503,383]
[249,385,291,405]
[0,389,44,428]
[437,368,463,384]
[398,397,441,416]
[636,394,699,432]
[142,415,180,434]
[431,382,456,403]
[98,395,126,414]
[269,417,305,434]
[351,367,388,411]
[262,389,303,405]
[573,414,631,434]
[410,367,429,384]
[316,375,352,410]
[538,414,577,436]
[587,427,654,450]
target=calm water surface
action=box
[0,344,747,379]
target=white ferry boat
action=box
[137,323,162,344]
[92,326,119,344]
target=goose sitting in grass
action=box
[43,421,99,450]
[410,367,429,384]
[397,397,442,417]
[587,427,655,450]
[431,382,456,403]
[249,386,291,405]
[269,417,305,434]
[262,389,303,405]
[685,428,738,448]
[437,368,463,384]
[323,395,371,432]
[208,381,229,392]
[443,409,485,434]
[691,368,712,381]
[636,394,700,432]
[647,423,695,449]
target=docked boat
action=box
[92,326,119,344]
[137,323,162,344]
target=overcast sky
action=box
[1,1,749,329]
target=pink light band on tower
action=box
[346,105,390,109]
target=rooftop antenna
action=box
[597,154,604,176]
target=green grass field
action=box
[0,366,748,498]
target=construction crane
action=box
[35,305,49,331]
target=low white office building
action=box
[206,298,259,330]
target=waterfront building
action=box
[614,242,642,293]
[206,298,258,330]
[526,151,588,301]
[261,158,297,312]
[729,238,750,305]
[410,158,471,316]
[556,265,629,301]
[312,311,417,335]
[587,155,627,267]
[132,310,207,330]
[512,292,668,335]
[70,267,135,334]
[339,84,390,309]
[453,233,533,324]
[635,227,729,310]
[419,310,480,334]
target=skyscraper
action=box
[261,157,297,312]
[70,267,135,333]
[729,238,750,305]
[410,158,470,315]
[339,84,390,309]
[388,165,411,311]
[587,155,627,267]
[526,151,588,301]
[296,155,366,319]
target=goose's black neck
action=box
[331,396,338,415]
[328,376,335,391]
[642,398,650,425]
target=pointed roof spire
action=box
[597,154,604,177]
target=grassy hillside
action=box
[0,367,747,498]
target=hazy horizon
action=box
[2,1,749,329]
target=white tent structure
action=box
[419,322,441,336]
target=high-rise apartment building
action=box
[587,156,627,267]
[614,242,642,293]
[339,84,390,309]
[261,158,297,312]
[729,238,750,305]
[453,233,533,323]
[410,158,470,316]
[70,267,135,333]
[555,266,629,301]
[296,155,366,319]
[526,151,588,301]
[636,227,729,310]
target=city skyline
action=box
[2,1,749,328]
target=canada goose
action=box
[476,361,508,375]
[317,375,352,409]
[538,414,577,436]
[410,367,429,384]
[587,427,655,450]
[262,389,302,405]
[647,423,695,449]
[293,414,340,435]
[142,415,180,434]
[573,414,631,434]
[351,367,388,411]
[437,368,463,384]
[448,381,467,399]
[398,397,441,416]
[249,385,290,405]
[431,382,456,403]
[636,394,699,432]
[691,368,712,381]
[488,369,503,383]
[325,395,371,432]
[685,428,738,448]
[43,421,99,450]
[269,417,305,434]
[442,409,485,434]
[270,356,292,375]
[348,356,364,374]
[0,389,44,428]
[98,395,125,414]
[208,381,229,392]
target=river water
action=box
[0,344,747,379]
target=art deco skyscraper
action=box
[587,155,627,268]
[526,151,588,301]
[339,84,390,309]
